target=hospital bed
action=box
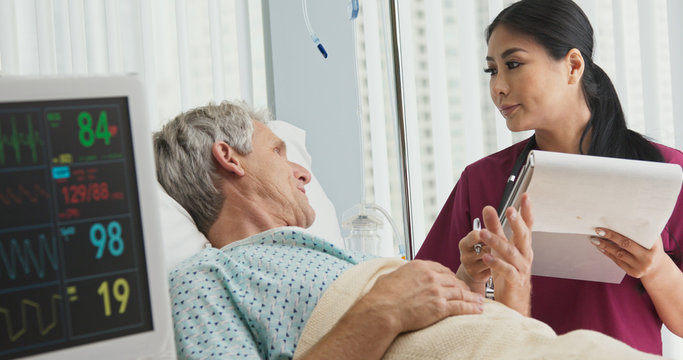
[156,120,665,360]
[1,74,666,359]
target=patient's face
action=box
[243,121,316,228]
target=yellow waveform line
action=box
[0,294,61,342]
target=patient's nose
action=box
[290,161,311,185]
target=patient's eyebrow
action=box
[276,138,287,153]
[485,47,528,61]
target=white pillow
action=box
[158,120,343,271]
[157,184,209,270]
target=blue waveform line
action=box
[0,234,58,280]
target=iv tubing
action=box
[365,203,405,258]
[302,0,328,58]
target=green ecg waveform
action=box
[0,294,61,342]
[0,115,44,166]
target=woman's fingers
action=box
[593,236,636,262]
[459,230,481,253]
[462,259,492,282]
[472,193,533,316]
[459,230,492,282]
[482,253,521,284]
[591,228,660,278]
[478,196,533,286]
[597,244,636,272]
[461,195,533,298]
[479,229,528,276]
[482,205,504,238]
[594,228,645,256]
[519,193,534,229]
[506,207,532,257]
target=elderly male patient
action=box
[155,101,660,360]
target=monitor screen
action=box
[0,76,172,360]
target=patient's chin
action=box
[303,207,316,228]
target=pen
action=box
[473,218,482,254]
[473,218,495,300]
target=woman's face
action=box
[486,25,574,133]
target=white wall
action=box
[263,0,363,224]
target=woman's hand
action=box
[591,228,683,336]
[590,228,668,279]
[480,193,534,316]
[457,226,493,294]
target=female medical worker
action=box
[416,0,683,355]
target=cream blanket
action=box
[294,258,666,360]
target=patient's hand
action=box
[361,260,484,334]
[480,193,533,316]
[303,260,485,360]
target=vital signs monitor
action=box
[0,76,173,359]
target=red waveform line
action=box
[0,184,50,206]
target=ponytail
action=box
[580,63,664,162]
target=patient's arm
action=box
[300,260,484,360]
[480,193,534,316]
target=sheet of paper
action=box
[531,232,626,283]
[529,151,681,248]
[503,150,682,283]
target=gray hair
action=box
[153,100,269,235]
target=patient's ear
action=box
[212,142,245,177]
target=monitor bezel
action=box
[0,75,174,360]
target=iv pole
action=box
[388,0,415,260]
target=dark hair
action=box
[486,0,663,162]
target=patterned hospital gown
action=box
[169,226,373,359]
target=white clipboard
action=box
[501,150,682,283]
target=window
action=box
[354,0,682,254]
[0,0,267,130]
